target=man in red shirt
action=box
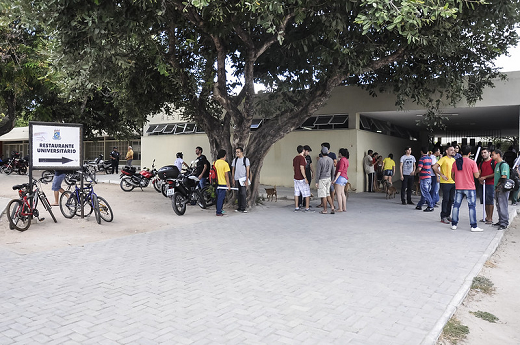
[478,148,495,224]
[293,145,312,212]
[450,146,482,232]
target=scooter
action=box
[87,154,112,173]
[119,160,158,192]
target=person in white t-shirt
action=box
[231,147,251,213]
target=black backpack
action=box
[498,161,520,191]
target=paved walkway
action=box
[1,176,517,344]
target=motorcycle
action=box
[119,160,158,192]
[86,154,112,173]
[2,156,28,175]
[161,166,208,215]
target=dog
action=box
[413,180,421,196]
[265,186,277,202]
[345,182,356,200]
[385,181,397,199]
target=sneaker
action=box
[492,222,501,227]
[415,206,422,210]
[471,227,484,232]
[441,218,450,224]
[304,208,315,213]
[402,201,406,205]
[424,207,434,212]
[451,225,457,230]
[241,210,248,213]
[407,201,414,205]
[513,203,518,206]
[294,208,301,212]
[497,225,507,230]
[447,217,452,222]
[216,214,224,217]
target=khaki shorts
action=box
[317,179,331,198]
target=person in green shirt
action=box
[492,149,510,229]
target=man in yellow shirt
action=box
[214,149,231,216]
[125,146,134,167]
[432,145,456,224]
[382,153,395,185]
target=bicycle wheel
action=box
[39,193,57,223]
[7,199,31,231]
[60,191,77,218]
[41,170,54,183]
[92,194,101,224]
[96,196,113,222]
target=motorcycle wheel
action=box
[172,192,187,215]
[4,166,12,175]
[161,184,170,198]
[153,178,163,193]
[41,170,54,183]
[194,190,206,209]
[201,185,216,207]
[18,165,27,175]
[120,177,135,192]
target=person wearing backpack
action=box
[477,147,495,224]
[492,149,510,230]
[231,147,250,213]
[215,149,231,216]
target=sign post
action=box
[29,122,83,211]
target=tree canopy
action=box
[10,0,520,199]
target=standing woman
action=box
[333,148,349,212]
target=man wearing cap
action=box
[110,147,120,174]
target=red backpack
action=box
[208,163,217,185]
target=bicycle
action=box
[7,178,58,231]
[59,178,113,224]
[41,165,97,184]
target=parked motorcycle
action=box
[2,157,28,175]
[86,154,112,173]
[119,160,158,192]
[161,166,208,215]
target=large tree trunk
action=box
[0,91,17,136]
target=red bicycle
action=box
[6,178,57,231]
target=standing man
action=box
[51,170,67,206]
[215,149,230,216]
[315,147,335,214]
[232,147,250,213]
[382,153,395,185]
[322,142,337,203]
[125,146,134,167]
[110,147,120,174]
[429,147,441,206]
[293,145,312,212]
[363,149,374,192]
[415,147,434,212]
[450,146,482,232]
[492,149,510,230]
[433,145,456,224]
[298,145,313,208]
[194,146,209,189]
[400,146,416,205]
[478,148,495,224]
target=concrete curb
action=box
[422,205,518,345]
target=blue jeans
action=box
[451,189,477,228]
[417,178,433,207]
[199,177,207,190]
[216,184,227,215]
[430,176,439,205]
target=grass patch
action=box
[470,310,499,323]
[440,316,469,344]
[471,276,495,294]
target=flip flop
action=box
[331,209,335,214]
[319,210,328,214]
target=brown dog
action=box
[344,182,356,200]
[385,181,397,199]
[265,186,277,202]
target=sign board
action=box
[29,122,83,170]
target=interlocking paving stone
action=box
[1,192,511,344]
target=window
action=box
[146,124,158,133]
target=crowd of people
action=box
[292,143,349,214]
[363,143,519,231]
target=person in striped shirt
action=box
[415,147,434,212]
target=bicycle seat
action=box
[12,184,28,190]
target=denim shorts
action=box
[384,170,393,176]
[52,173,66,191]
[335,175,348,186]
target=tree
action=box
[18,0,520,202]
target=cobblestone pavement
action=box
[1,187,513,344]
